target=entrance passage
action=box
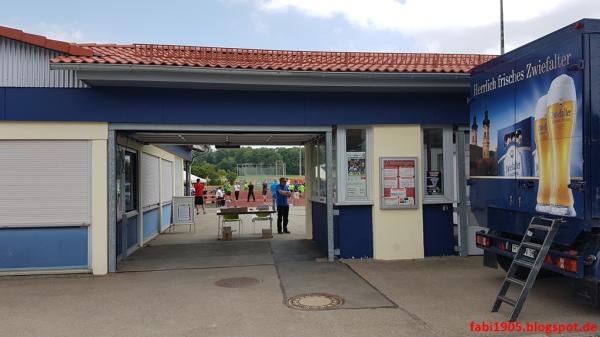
[118,205,311,272]
[109,124,334,273]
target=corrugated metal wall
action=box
[0,37,87,88]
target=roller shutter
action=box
[142,153,160,208]
[0,140,91,227]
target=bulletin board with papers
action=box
[379,157,418,209]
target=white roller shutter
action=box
[174,159,183,197]
[142,153,160,208]
[161,159,173,203]
[0,140,91,227]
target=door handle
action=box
[509,195,513,206]
[517,196,522,208]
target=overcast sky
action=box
[2,0,599,54]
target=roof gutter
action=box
[51,63,470,92]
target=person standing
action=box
[271,179,278,210]
[234,182,240,200]
[276,177,292,234]
[262,180,268,202]
[247,181,255,202]
[193,179,206,215]
[215,186,225,207]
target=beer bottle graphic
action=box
[546,74,576,217]
[534,95,551,213]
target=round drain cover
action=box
[286,293,344,310]
[215,277,261,288]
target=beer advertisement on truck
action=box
[469,41,583,218]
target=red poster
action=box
[381,158,417,208]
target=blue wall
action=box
[0,227,88,270]
[336,205,373,259]
[116,215,139,256]
[422,204,455,257]
[143,208,160,241]
[311,201,329,254]
[312,202,373,258]
[0,88,469,125]
[161,204,172,231]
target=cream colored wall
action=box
[0,122,109,275]
[91,140,108,275]
[371,125,424,260]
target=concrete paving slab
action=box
[346,256,600,337]
[277,261,397,309]
[270,239,324,263]
[0,266,430,337]
[118,241,273,272]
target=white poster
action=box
[346,152,368,198]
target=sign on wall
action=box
[379,157,418,209]
[346,151,367,199]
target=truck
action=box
[469,18,600,306]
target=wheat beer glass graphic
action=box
[547,74,576,217]
[534,95,551,213]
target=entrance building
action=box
[0,26,494,275]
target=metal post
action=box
[299,147,302,176]
[500,0,505,55]
[107,130,117,273]
[456,129,470,256]
[325,130,334,261]
[185,161,192,196]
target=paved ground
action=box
[2,207,599,337]
[2,257,599,337]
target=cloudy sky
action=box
[2,0,599,54]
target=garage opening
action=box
[107,125,334,273]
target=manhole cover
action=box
[215,277,261,288]
[286,293,344,310]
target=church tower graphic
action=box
[470,115,478,145]
[482,109,490,158]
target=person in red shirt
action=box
[193,179,206,215]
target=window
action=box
[118,148,138,213]
[423,128,444,196]
[336,127,371,204]
[422,127,454,203]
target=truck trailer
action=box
[469,19,600,306]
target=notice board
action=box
[379,157,418,209]
[172,196,195,225]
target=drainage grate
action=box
[215,277,261,288]
[286,293,344,310]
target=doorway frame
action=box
[107,123,334,272]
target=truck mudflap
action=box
[475,231,585,278]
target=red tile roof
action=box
[0,26,93,57]
[51,44,495,73]
[0,25,495,74]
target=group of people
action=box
[193,177,294,235]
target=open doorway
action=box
[109,125,334,272]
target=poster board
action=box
[172,196,195,225]
[346,151,367,199]
[379,157,418,209]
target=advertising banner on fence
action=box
[469,40,583,217]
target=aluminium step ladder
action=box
[492,216,562,321]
